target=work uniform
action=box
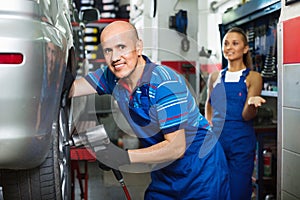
[85,56,230,199]
[210,67,256,200]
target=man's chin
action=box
[115,72,129,79]
[113,68,132,77]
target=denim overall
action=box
[116,63,230,200]
[211,68,256,200]
[86,56,231,199]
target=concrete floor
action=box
[73,161,151,200]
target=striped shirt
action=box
[85,56,209,147]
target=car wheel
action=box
[0,98,71,200]
[57,102,72,200]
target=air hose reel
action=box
[169,9,190,52]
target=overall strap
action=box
[220,67,228,81]
[220,67,251,82]
[239,68,250,83]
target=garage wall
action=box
[278,8,300,198]
[130,0,199,62]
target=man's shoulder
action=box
[152,65,180,80]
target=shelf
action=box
[255,130,277,200]
[261,90,278,97]
[222,0,281,26]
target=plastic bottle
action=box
[263,147,272,177]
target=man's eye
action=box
[119,45,125,50]
[104,49,112,54]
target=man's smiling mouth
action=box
[113,63,125,70]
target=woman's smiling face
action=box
[222,32,248,62]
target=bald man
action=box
[70,21,230,199]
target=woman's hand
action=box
[247,96,266,107]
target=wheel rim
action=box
[59,107,71,200]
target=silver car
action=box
[0,0,98,199]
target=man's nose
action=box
[111,50,121,62]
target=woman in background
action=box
[205,27,266,200]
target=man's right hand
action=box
[97,161,111,171]
[95,142,131,170]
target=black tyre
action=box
[0,101,71,200]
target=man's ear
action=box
[136,39,143,56]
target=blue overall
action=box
[86,56,230,199]
[210,68,256,200]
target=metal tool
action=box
[65,124,110,148]
[65,124,132,200]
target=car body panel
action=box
[0,0,72,169]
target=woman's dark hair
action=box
[226,27,253,69]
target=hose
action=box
[112,169,132,200]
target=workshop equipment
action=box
[66,124,132,200]
[112,169,132,200]
[66,124,110,148]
